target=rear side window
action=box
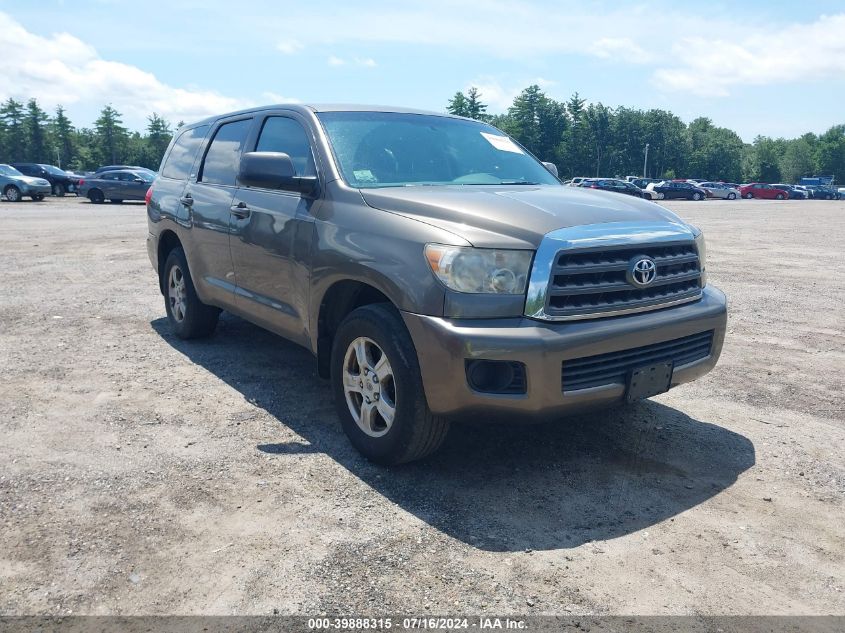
[200,119,252,186]
[161,125,209,180]
[255,117,316,177]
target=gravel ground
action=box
[0,196,843,616]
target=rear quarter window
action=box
[161,125,210,180]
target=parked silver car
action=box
[698,182,740,200]
[78,169,154,203]
[0,164,51,201]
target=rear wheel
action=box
[4,185,21,202]
[775,193,784,200]
[692,192,702,201]
[331,304,449,465]
[52,183,65,197]
[727,192,736,200]
[744,192,753,199]
[163,247,220,339]
[88,189,104,204]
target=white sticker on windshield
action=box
[480,132,524,154]
[353,169,377,183]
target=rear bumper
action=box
[402,286,727,419]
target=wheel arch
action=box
[157,229,183,294]
[313,278,399,379]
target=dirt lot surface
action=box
[1,197,843,616]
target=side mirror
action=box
[238,151,317,197]
[542,161,559,178]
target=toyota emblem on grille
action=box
[628,256,657,288]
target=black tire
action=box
[727,192,736,200]
[162,247,220,339]
[775,193,784,200]
[52,183,65,197]
[110,199,124,204]
[32,194,45,201]
[4,185,21,202]
[692,192,702,201]
[331,304,449,465]
[88,189,104,204]
[744,192,753,199]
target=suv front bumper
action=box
[402,286,727,419]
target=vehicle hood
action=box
[17,175,50,186]
[360,185,688,249]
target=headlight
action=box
[424,244,533,294]
[694,230,707,286]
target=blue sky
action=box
[1,0,843,141]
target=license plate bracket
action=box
[626,361,673,402]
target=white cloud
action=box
[466,77,555,112]
[327,55,377,68]
[276,39,303,54]
[591,37,653,64]
[653,13,845,96]
[261,92,301,104]
[0,11,256,127]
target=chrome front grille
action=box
[545,242,703,318]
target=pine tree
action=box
[465,87,488,121]
[446,92,469,117]
[24,99,51,163]
[145,113,172,168]
[566,92,586,123]
[1,98,27,162]
[52,106,75,168]
[94,105,128,164]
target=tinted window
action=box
[117,172,137,181]
[200,119,252,186]
[255,116,316,177]
[161,125,209,180]
[101,173,119,180]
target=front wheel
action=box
[775,193,784,200]
[331,304,449,465]
[163,247,220,339]
[4,185,21,202]
[32,194,45,201]
[692,192,702,201]
[744,192,753,199]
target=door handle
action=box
[230,202,251,219]
[179,194,193,207]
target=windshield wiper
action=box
[498,181,541,185]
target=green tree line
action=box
[3,90,843,183]
[0,98,174,171]
[448,85,845,183]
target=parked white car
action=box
[698,182,740,200]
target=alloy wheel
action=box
[168,265,188,323]
[342,337,397,438]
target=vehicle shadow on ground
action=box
[152,314,755,552]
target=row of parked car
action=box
[0,163,157,203]
[561,176,842,201]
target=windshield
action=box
[317,111,560,188]
[39,164,68,176]
[0,164,24,177]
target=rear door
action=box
[229,112,320,344]
[99,172,120,198]
[185,116,255,307]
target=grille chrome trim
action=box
[524,221,703,321]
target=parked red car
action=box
[739,183,790,200]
